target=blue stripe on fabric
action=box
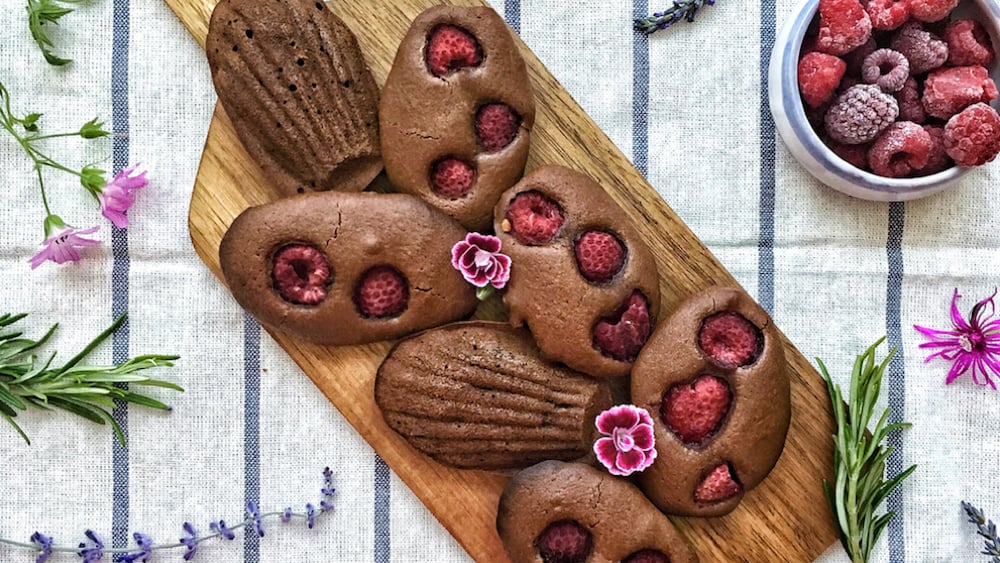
[632,0,649,177]
[243,313,261,562]
[504,0,521,34]
[758,0,776,314]
[374,456,391,563]
[110,0,131,552]
[885,201,907,563]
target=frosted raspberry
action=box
[817,0,873,56]
[944,20,996,67]
[922,65,998,120]
[698,311,762,368]
[944,103,1000,167]
[844,37,877,76]
[476,103,520,153]
[504,191,565,245]
[890,21,949,74]
[895,77,926,124]
[798,52,847,107]
[862,49,909,93]
[574,231,626,283]
[623,550,670,563]
[354,266,408,319]
[866,0,912,30]
[824,84,899,145]
[430,158,475,199]
[913,125,953,175]
[272,245,331,305]
[694,463,742,504]
[426,25,482,77]
[661,375,732,445]
[593,291,652,362]
[867,121,932,177]
[824,136,872,170]
[534,520,592,563]
[910,0,959,22]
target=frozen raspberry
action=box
[592,291,652,362]
[504,191,565,245]
[825,84,899,145]
[574,231,626,283]
[910,0,959,22]
[623,550,670,563]
[895,77,926,124]
[661,375,732,445]
[694,463,742,504]
[534,520,592,563]
[698,311,762,367]
[866,0,912,30]
[426,25,482,77]
[798,52,847,107]
[354,266,408,319]
[824,136,872,170]
[922,65,998,120]
[890,21,949,75]
[867,121,932,177]
[430,158,475,199]
[862,49,909,93]
[913,125,953,175]
[476,103,520,152]
[844,37,877,76]
[817,0,873,56]
[272,245,331,305]
[944,103,1000,167]
[944,19,996,67]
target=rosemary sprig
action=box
[818,338,917,563]
[0,312,181,445]
[634,0,716,36]
[962,501,1000,562]
[26,0,87,66]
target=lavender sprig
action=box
[962,501,1000,562]
[0,468,336,561]
[634,0,716,35]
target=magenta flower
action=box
[29,217,101,269]
[593,404,657,476]
[450,233,511,290]
[914,289,1000,389]
[98,164,148,228]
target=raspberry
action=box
[910,0,959,22]
[661,375,732,445]
[623,550,670,563]
[430,158,475,199]
[504,191,565,245]
[817,0,873,56]
[944,103,1000,167]
[574,231,626,283]
[890,22,949,75]
[798,52,847,108]
[913,125,953,175]
[476,103,521,153]
[426,25,482,77]
[272,245,332,305]
[844,37,877,76]
[867,121,932,177]
[922,65,998,120]
[354,266,408,319]
[944,19,996,67]
[862,49,909,93]
[698,311,762,368]
[895,77,926,124]
[866,0,912,30]
[534,520,592,563]
[806,102,832,130]
[824,136,872,170]
[592,291,652,362]
[695,464,742,503]
[825,84,899,145]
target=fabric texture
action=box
[0,0,998,561]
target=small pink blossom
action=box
[593,404,657,476]
[450,233,511,290]
[914,288,1000,389]
[98,164,148,228]
[29,221,101,269]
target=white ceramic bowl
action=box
[769,0,1000,201]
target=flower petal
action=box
[615,448,647,473]
[593,437,619,471]
[451,241,471,270]
[596,405,640,435]
[631,423,655,450]
[467,232,501,253]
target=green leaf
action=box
[79,117,109,139]
[26,0,77,66]
[21,112,41,132]
[1,412,30,444]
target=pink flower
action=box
[914,288,1000,389]
[98,164,148,228]
[29,218,101,269]
[450,233,511,290]
[593,404,657,476]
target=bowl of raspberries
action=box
[770,0,1000,201]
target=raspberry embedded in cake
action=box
[271,244,332,305]
[661,374,732,445]
[623,549,671,563]
[534,520,593,563]
[430,158,476,199]
[697,311,762,368]
[694,463,742,504]
[426,24,483,77]
[574,230,626,284]
[592,291,652,362]
[476,103,521,152]
[354,265,409,319]
[503,190,565,245]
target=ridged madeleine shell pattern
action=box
[375,322,613,471]
[207,0,382,196]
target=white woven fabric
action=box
[1,0,998,561]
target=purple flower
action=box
[305,503,316,529]
[281,508,293,523]
[118,532,153,562]
[915,289,1000,389]
[30,532,53,563]
[593,404,657,476]
[450,233,511,290]
[246,502,264,537]
[98,164,148,229]
[29,216,101,269]
[210,521,235,541]
[180,522,198,561]
[77,529,104,562]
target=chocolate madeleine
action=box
[494,165,661,379]
[375,322,612,471]
[380,6,535,231]
[219,192,477,345]
[497,461,698,563]
[207,0,382,196]
[631,287,791,517]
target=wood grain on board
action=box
[165,0,839,560]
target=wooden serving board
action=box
[168,0,839,560]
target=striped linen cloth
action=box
[1,0,998,561]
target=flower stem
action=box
[35,166,51,217]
